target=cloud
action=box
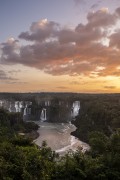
[104,86,116,89]
[57,86,68,89]
[0,70,9,80]
[86,8,117,28]
[115,7,120,16]
[109,30,120,48]
[8,69,21,75]
[70,81,80,85]
[0,7,120,78]
[5,81,28,84]
[19,19,60,42]
[91,3,99,9]
[0,69,18,81]
[74,0,86,5]
[90,0,102,9]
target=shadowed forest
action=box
[0,93,120,179]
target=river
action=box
[34,121,90,155]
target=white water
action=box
[34,121,90,155]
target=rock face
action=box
[0,98,80,123]
[28,100,80,122]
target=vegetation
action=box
[72,95,120,142]
[0,108,39,141]
[0,93,120,179]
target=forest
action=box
[0,93,120,179]
[72,94,120,142]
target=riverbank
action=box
[71,119,89,143]
[25,130,39,140]
[17,121,40,141]
[70,120,90,152]
[18,130,39,141]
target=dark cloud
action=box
[1,7,120,78]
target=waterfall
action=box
[23,107,27,116]
[40,108,47,122]
[71,101,80,118]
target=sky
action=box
[0,0,120,93]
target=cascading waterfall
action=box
[71,101,80,118]
[40,108,47,122]
[23,107,27,116]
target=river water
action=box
[34,121,90,155]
